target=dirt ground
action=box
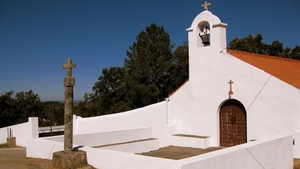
[138,145,224,160]
[1,146,300,169]
[0,147,52,169]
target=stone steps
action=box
[93,138,159,154]
[169,134,211,148]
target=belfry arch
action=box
[198,21,211,47]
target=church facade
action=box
[168,5,300,147]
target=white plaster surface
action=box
[169,135,211,148]
[74,101,167,135]
[99,139,159,153]
[294,130,300,158]
[177,134,293,169]
[26,138,64,159]
[0,117,38,146]
[45,127,154,147]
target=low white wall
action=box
[177,134,293,169]
[26,138,64,159]
[74,101,167,135]
[27,132,292,169]
[45,127,154,147]
[0,117,38,146]
[294,130,300,158]
[81,147,176,169]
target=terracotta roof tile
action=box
[227,49,300,90]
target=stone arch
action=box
[197,21,210,47]
[219,99,247,146]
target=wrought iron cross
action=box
[201,1,211,11]
[62,58,76,76]
[228,79,234,98]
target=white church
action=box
[2,2,300,169]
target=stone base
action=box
[52,150,89,169]
[6,137,16,147]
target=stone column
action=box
[62,58,76,152]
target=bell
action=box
[202,34,210,45]
[199,26,210,46]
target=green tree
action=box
[14,90,42,123]
[169,42,189,92]
[40,101,64,126]
[125,23,174,107]
[0,90,42,127]
[228,34,300,60]
[93,67,130,115]
[290,45,300,60]
[0,91,17,127]
[228,34,266,54]
[266,40,284,56]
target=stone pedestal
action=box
[6,137,16,147]
[52,150,88,169]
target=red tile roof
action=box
[227,49,300,90]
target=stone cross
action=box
[228,79,234,98]
[201,1,211,11]
[62,58,76,76]
[62,58,76,152]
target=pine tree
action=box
[125,23,173,107]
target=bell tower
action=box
[187,2,227,83]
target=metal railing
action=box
[38,125,65,133]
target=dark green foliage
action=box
[125,23,174,107]
[0,90,65,127]
[39,101,64,126]
[0,90,43,127]
[290,45,300,60]
[228,34,300,60]
[169,41,189,92]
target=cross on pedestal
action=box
[201,1,211,11]
[52,58,89,169]
[228,80,234,98]
[62,58,76,152]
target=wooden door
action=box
[220,100,247,146]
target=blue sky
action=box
[0,0,299,101]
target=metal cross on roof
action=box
[201,1,211,11]
[62,58,76,76]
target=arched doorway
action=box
[220,99,247,146]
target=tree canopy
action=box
[228,34,300,60]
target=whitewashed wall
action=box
[74,101,167,135]
[0,117,38,146]
[45,127,153,147]
[178,134,293,169]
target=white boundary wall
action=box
[74,101,167,135]
[27,133,292,169]
[0,117,38,147]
